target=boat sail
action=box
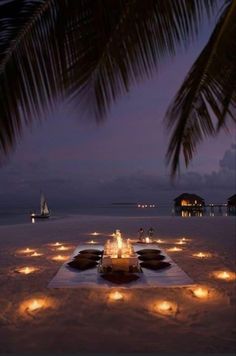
[31,192,50,219]
[40,194,50,216]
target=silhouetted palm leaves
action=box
[0,0,235,175]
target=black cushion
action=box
[140,260,171,270]
[101,273,139,284]
[136,248,161,255]
[138,254,165,261]
[73,253,101,261]
[79,249,103,255]
[67,259,98,270]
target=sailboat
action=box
[31,193,50,219]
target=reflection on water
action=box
[175,207,235,217]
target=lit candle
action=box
[156,239,164,244]
[214,271,235,281]
[17,266,38,275]
[53,242,62,247]
[154,300,177,316]
[109,291,124,301]
[176,240,186,245]
[167,247,183,252]
[31,252,42,257]
[193,252,211,258]
[28,299,44,311]
[52,255,68,261]
[57,245,69,251]
[87,240,97,244]
[145,237,150,244]
[91,232,99,236]
[192,287,209,299]
[22,248,35,253]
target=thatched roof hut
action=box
[174,193,205,208]
[227,194,236,207]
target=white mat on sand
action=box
[48,244,194,289]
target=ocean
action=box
[0,203,231,226]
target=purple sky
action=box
[0,11,235,210]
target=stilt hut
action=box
[174,193,205,216]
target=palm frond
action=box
[0,0,217,161]
[165,0,236,177]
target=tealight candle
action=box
[109,291,124,301]
[167,247,183,252]
[57,245,69,251]
[154,300,177,316]
[193,252,211,258]
[53,242,62,247]
[28,299,44,311]
[214,271,235,281]
[22,248,35,253]
[19,297,55,315]
[156,239,164,244]
[176,240,186,245]
[192,287,209,299]
[87,240,97,244]
[16,266,38,275]
[31,252,42,257]
[52,255,68,261]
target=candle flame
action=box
[193,287,209,299]
[109,291,124,301]
[31,252,42,257]
[52,255,68,261]
[167,247,182,252]
[154,300,177,316]
[17,266,37,275]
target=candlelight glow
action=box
[91,232,99,236]
[30,252,42,257]
[31,218,35,224]
[213,271,236,281]
[52,255,68,261]
[192,287,209,299]
[21,248,35,254]
[109,291,124,301]
[145,237,151,244]
[167,247,183,252]
[52,242,62,247]
[57,245,70,251]
[16,266,38,275]
[154,300,177,316]
[19,297,56,316]
[193,252,211,258]
[156,239,165,244]
[87,240,97,244]
[176,240,186,245]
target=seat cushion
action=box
[140,260,171,270]
[67,259,98,270]
[138,254,165,261]
[136,248,161,255]
[101,273,140,284]
[79,249,103,255]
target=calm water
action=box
[0,204,231,226]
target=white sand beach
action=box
[0,215,235,353]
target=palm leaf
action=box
[165,0,236,177]
[0,0,217,161]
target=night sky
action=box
[0,10,235,211]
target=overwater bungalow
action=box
[227,194,236,215]
[174,193,205,216]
